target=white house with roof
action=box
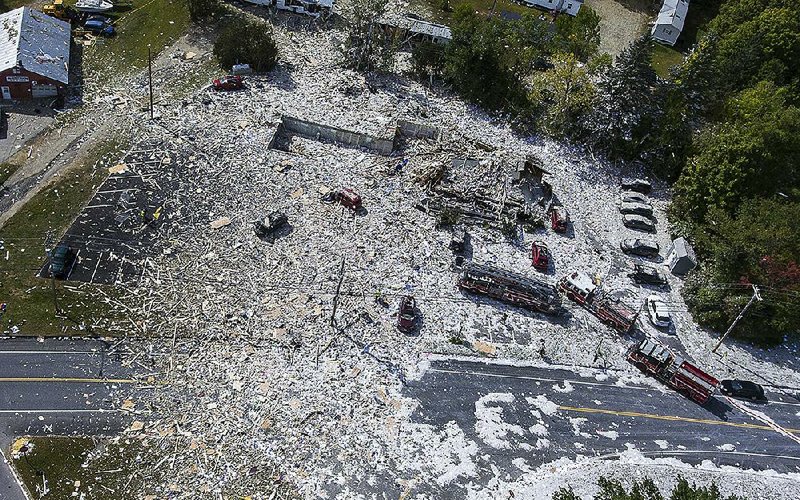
[522,0,584,16]
[652,0,689,46]
[0,7,70,99]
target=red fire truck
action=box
[558,271,638,333]
[627,338,719,404]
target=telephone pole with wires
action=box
[712,284,761,353]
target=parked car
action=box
[720,379,766,401]
[212,75,244,91]
[623,214,656,232]
[645,294,671,329]
[550,206,569,233]
[629,263,667,286]
[620,201,653,217]
[49,244,75,279]
[449,226,467,254]
[397,295,418,333]
[621,238,660,258]
[321,187,363,211]
[531,241,550,271]
[621,191,649,204]
[84,16,115,36]
[621,178,651,194]
[254,211,288,238]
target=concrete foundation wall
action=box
[281,115,394,155]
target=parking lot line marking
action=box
[0,377,137,384]
[558,405,800,435]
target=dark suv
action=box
[720,379,766,401]
[50,244,75,279]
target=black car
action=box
[720,379,766,401]
[629,263,667,286]
[49,244,75,279]
[620,238,660,258]
[254,211,288,238]
[621,178,652,194]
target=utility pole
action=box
[44,231,60,317]
[489,0,498,17]
[712,284,761,353]
[148,45,154,119]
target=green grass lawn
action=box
[651,0,721,79]
[0,139,126,336]
[79,0,190,80]
[651,43,684,78]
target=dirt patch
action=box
[586,0,650,57]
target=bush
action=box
[188,0,221,21]
[553,476,739,500]
[213,17,278,73]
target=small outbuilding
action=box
[651,0,689,46]
[666,237,697,275]
[0,7,70,100]
[522,0,584,16]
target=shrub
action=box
[213,17,278,73]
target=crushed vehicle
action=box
[620,202,653,217]
[621,191,649,204]
[254,211,288,238]
[623,214,656,232]
[645,294,671,329]
[396,295,418,334]
[322,187,363,211]
[550,206,569,233]
[449,226,467,255]
[558,271,638,333]
[621,238,660,258]
[84,15,115,36]
[628,338,719,404]
[629,263,667,286]
[621,178,652,194]
[531,241,550,271]
[212,75,244,91]
[720,379,766,401]
[49,244,75,279]
[458,262,562,315]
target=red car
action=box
[212,75,243,91]
[531,241,550,271]
[550,206,569,233]
[336,188,362,211]
[397,295,417,333]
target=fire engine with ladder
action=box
[628,338,719,404]
[558,271,638,333]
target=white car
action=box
[646,295,671,328]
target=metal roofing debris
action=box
[0,7,71,84]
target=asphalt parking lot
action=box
[39,148,177,285]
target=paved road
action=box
[401,357,800,496]
[0,338,144,499]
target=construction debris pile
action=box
[90,11,800,499]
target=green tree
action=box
[552,476,740,500]
[187,0,221,22]
[411,41,446,83]
[589,35,661,160]
[555,6,601,62]
[530,52,597,136]
[341,0,396,72]
[675,81,800,219]
[213,17,278,72]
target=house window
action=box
[12,67,19,74]
[568,2,573,7]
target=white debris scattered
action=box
[527,395,559,416]
[596,430,619,440]
[552,381,574,393]
[475,393,525,449]
[654,440,669,449]
[717,443,736,452]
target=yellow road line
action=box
[558,405,800,435]
[0,377,137,384]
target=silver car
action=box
[620,202,653,217]
[623,214,656,232]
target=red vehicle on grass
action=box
[212,75,244,91]
[531,241,550,271]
